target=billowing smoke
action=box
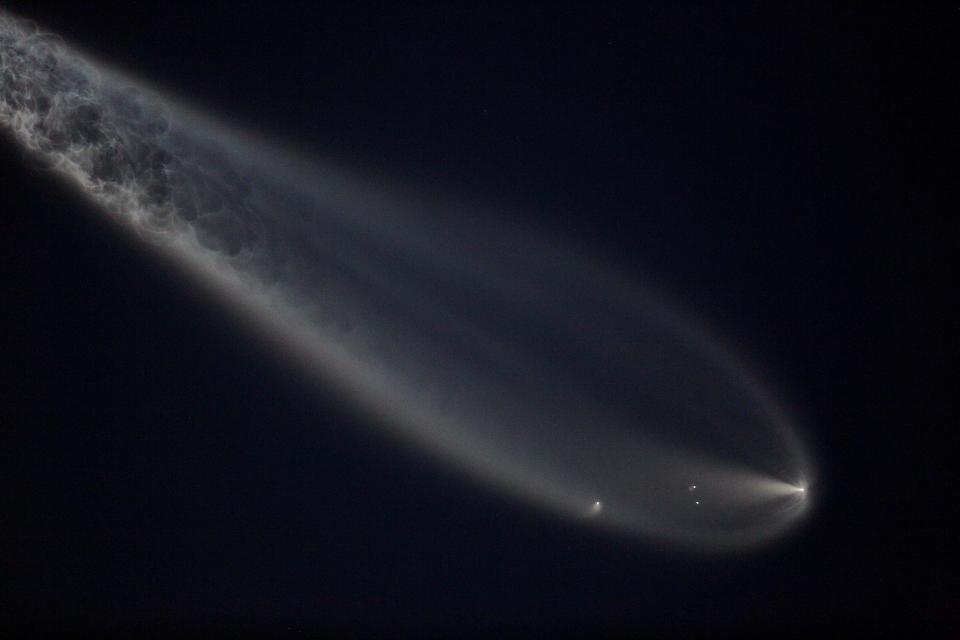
[1,10,814,551]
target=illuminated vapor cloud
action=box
[1,10,814,551]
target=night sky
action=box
[2,2,957,637]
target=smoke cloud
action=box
[1,9,813,551]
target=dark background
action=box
[2,1,957,636]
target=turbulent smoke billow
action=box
[1,10,814,551]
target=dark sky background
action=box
[2,1,957,637]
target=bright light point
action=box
[695,501,700,505]
[688,485,697,492]
[587,500,603,517]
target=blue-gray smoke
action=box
[1,9,814,551]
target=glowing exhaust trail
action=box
[1,10,814,551]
